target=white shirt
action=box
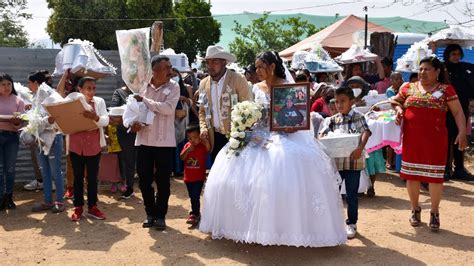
[211,70,228,131]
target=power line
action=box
[31,2,356,22]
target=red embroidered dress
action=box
[398,82,458,183]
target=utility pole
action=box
[363,6,368,49]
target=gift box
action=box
[319,134,360,158]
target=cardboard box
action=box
[44,98,98,134]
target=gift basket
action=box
[291,44,343,73]
[395,41,435,73]
[362,90,389,109]
[426,25,474,49]
[335,45,378,65]
[53,39,116,79]
[319,130,361,158]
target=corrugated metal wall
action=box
[0,47,125,182]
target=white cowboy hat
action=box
[202,45,237,63]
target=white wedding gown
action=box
[199,86,347,247]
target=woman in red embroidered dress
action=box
[392,57,467,231]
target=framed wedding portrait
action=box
[270,82,311,132]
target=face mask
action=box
[172,76,180,83]
[352,88,362,97]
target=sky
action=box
[21,0,473,47]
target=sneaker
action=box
[186,214,200,225]
[31,202,54,212]
[155,218,166,230]
[120,189,135,199]
[346,224,357,239]
[110,183,117,193]
[51,202,65,213]
[120,184,127,193]
[88,205,106,220]
[71,206,83,221]
[64,187,74,199]
[5,193,16,209]
[24,180,43,191]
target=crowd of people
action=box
[0,42,473,247]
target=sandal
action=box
[429,212,440,232]
[409,207,421,227]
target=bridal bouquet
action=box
[227,101,263,157]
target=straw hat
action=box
[202,45,237,63]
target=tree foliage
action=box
[229,13,320,66]
[46,0,178,50]
[174,0,220,64]
[0,0,31,47]
[46,0,220,62]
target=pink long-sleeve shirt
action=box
[0,94,25,132]
[135,81,180,148]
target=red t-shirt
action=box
[181,142,208,182]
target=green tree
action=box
[174,0,221,65]
[46,0,178,50]
[0,0,31,47]
[229,12,320,66]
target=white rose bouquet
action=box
[227,101,263,157]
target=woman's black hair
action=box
[186,123,200,134]
[295,74,308,82]
[77,76,96,88]
[419,57,450,84]
[28,70,48,85]
[0,73,17,95]
[443,44,464,62]
[409,72,418,82]
[172,67,189,98]
[256,51,286,80]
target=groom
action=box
[198,45,251,162]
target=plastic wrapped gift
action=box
[395,41,435,73]
[161,48,191,72]
[427,25,474,48]
[319,133,360,158]
[108,106,126,117]
[291,46,343,73]
[53,39,116,79]
[116,27,152,94]
[363,91,388,108]
[335,45,378,65]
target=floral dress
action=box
[398,82,458,183]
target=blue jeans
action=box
[0,131,20,196]
[38,134,64,204]
[185,181,204,216]
[339,170,361,225]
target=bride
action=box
[199,51,347,247]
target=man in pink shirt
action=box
[131,55,180,230]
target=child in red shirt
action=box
[180,124,210,225]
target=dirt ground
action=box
[0,167,473,265]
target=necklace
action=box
[417,82,440,94]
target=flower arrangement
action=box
[227,101,263,157]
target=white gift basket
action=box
[319,133,360,158]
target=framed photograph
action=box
[270,82,311,132]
